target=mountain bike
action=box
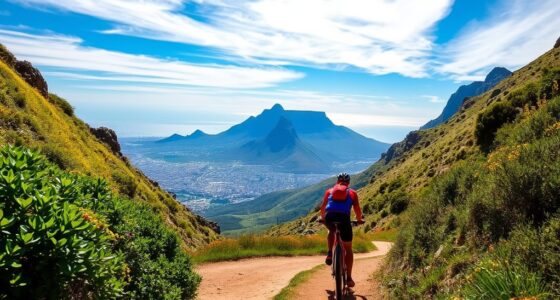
[319,219,363,300]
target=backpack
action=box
[330,183,349,201]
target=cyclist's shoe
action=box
[325,251,332,265]
[347,277,355,288]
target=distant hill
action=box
[154,103,390,172]
[421,67,512,129]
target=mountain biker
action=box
[319,172,364,288]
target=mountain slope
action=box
[236,117,327,173]
[421,67,512,129]
[269,42,560,298]
[0,45,218,249]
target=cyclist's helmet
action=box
[337,172,350,183]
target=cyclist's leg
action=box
[343,241,353,278]
[324,214,336,265]
[340,218,354,286]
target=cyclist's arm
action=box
[320,190,329,220]
[351,190,364,221]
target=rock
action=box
[382,131,421,163]
[89,126,122,156]
[0,43,16,67]
[434,245,444,259]
[195,214,221,234]
[555,36,560,48]
[14,60,48,98]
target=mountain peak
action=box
[188,129,207,138]
[270,103,284,111]
[484,67,512,86]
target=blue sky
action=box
[0,0,559,142]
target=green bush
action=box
[462,245,552,299]
[539,68,560,100]
[41,143,76,170]
[475,102,519,151]
[49,93,74,116]
[0,145,202,299]
[0,146,125,299]
[103,198,201,299]
[112,171,138,198]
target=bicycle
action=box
[319,218,363,300]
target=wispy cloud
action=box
[13,0,453,77]
[437,0,560,80]
[0,29,302,88]
[421,95,445,103]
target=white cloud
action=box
[0,29,302,88]
[421,95,445,103]
[437,0,560,79]
[13,0,453,77]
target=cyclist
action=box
[319,172,364,288]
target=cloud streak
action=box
[13,0,453,77]
[0,29,302,88]
[437,0,560,80]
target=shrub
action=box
[41,143,76,170]
[539,68,560,100]
[104,198,201,299]
[475,102,519,151]
[112,171,137,198]
[389,191,409,214]
[0,146,125,299]
[462,246,552,299]
[49,93,74,116]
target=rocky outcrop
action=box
[89,126,122,156]
[0,44,16,68]
[0,44,49,98]
[14,61,49,99]
[555,36,560,49]
[381,131,422,163]
[195,214,221,234]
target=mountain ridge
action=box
[421,67,512,129]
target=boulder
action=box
[14,60,48,98]
[89,126,122,156]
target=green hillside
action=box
[0,44,218,249]
[270,44,560,298]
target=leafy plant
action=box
[0,145,125,299]
[475,102,519,151]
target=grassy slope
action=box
[0,59,218,249]
[270,46,560,236]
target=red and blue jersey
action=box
[324,184,358,215]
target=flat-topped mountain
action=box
[154,104,390,172]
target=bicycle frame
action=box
[331,222,347,299]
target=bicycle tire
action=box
[334,244,344,299]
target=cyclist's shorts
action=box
[325,212,352,242]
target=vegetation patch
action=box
[193,232,375,263]
[383,70,560,299]
[273,264,324,300]
[0,146,201,299]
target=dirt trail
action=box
[196,241,392,300]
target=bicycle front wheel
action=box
[334,244,344,299]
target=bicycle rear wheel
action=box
[334,244,344,299]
